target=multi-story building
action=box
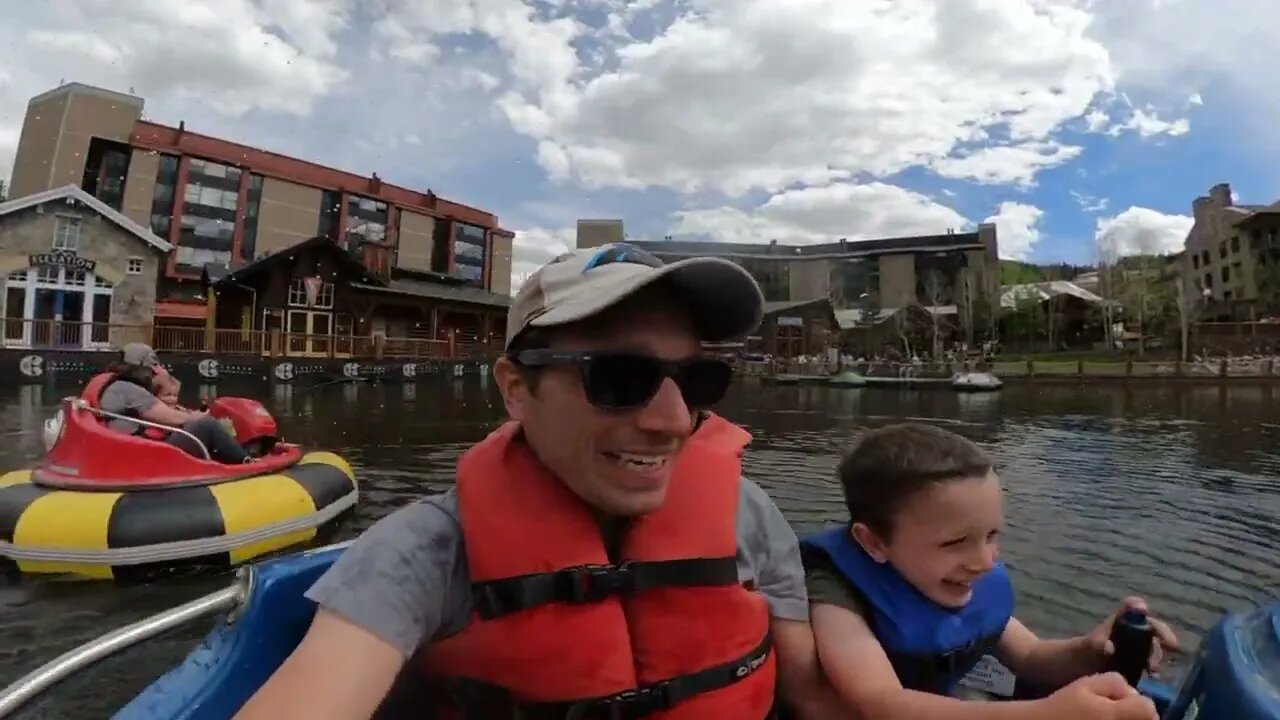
[1182,183,1280,317]
[576,219,1000,354]
[576,220,1000,311]
[6,82,516,332]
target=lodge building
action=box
[3,82,515,358]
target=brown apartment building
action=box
[1181,182,1280,319]
[6,82,515,342]
[576,219,1001,355]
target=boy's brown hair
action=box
[838,423,994,540]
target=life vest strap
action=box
[472,556,740,620]
[893,632,1001,694]
[441,632,774,719]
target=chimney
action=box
[370,172,383,194]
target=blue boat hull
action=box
[115,543,348,719]
[118,543,1280,720]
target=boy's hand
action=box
[1040,673,1158,720]
[1086,597,1180,674]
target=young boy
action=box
[803,423,1178,720]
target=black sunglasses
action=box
[513,349,733,411]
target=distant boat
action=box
[951,371,1003,392]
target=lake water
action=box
[1,378,1278,718]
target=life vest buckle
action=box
[563,562,635,603]
[566,680,673,720]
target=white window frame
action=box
[127,257,145,275]
[2,267,114,349]
[53,216,82,251]
[288,278,335,309]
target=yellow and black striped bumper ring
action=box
[0,451,358,580]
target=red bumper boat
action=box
[39,373,303,490]
[0,373,359,580]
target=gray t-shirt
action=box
[98,380,158,434]
[306,478,808,659]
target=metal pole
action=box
[0,583,243,718]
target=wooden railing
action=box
[758,355,1280,380]
[1,319,500,361]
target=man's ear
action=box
[493,356,531,421]
[850,523,890,563]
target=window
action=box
[345,195,388,246]
[1220,243,1227,259]
[184,183,239,210]
[127,257,144,274]
[738,256,790,302]
[288,278,335,309]
[914,252,963,306]
[53,216,81,250]
[1192,255,1199,269]
[831,257,880,307]
[149,154,180,240]
[452,222,488,287]
[188,158,239,179]
[317,190,342,240]
[1224,290,1234,301]
[81,138,132,210]
[1201,250,1210,266]
[1222,265,1230,283]
[1231,236,1241,253]
[1204,272,1213,288]
[176,157,241,273]
[241,174,264,262]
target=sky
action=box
[3,0,1279,291]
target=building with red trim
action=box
[6,82,514,339]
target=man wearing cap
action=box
[236,244,847,719]
[98,343,251,464]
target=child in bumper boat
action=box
[802,423,1179,720]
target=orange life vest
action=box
[419,412,777,719]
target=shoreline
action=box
[0,348,492,385]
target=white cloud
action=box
[370,16,441,64]
[932,142,1083,188]
[1,0,1262,281]
[0,0,353,181]
[1071,190,1110,213]
[670,182,971,245]
[1106,107,1190,138]
[1095,206,1193,260]
[510,225,574,291]
[1089,0,1280,149]
[497,0,1115,196]
[983,201,1044,260]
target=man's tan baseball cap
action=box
[505,243,764,350]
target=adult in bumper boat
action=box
[235,244,849,719]
[99,343,251,464]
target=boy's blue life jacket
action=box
[801,526,1015,695]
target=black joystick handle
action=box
[1108,608,1155,687]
